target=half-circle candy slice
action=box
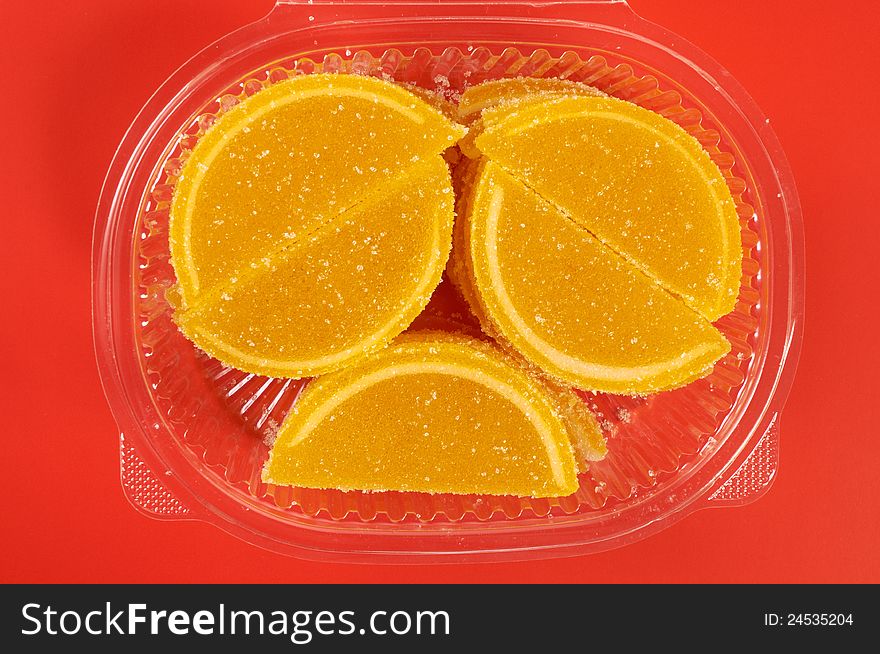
[456,77,605,159]
[475,95,742,321]
[169,73,465,306]
[263,333,592,497]
[452,160,730,394]
[457,77,606,122]
[174,159,454,379]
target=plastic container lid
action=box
[93,0,804,561]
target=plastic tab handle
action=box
[705,415,780,507]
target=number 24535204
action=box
[764,613,853,627]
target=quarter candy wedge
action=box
[451,160,730,394]
[475,95,741,321]
[263,333,599,497]
[175,159,454,379]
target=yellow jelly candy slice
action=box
[175,159,454,378]
[457,77,605,158]
[458,77,605,121]
[263,333,592,497]
[454,161,730,394]
[475,95,742,322]
[169,73,465,306]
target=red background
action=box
[2,0,878,583]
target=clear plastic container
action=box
[92,0,804,561]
